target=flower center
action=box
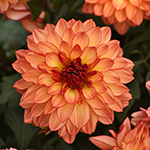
[61,58,88,90]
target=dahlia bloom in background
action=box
[131,107,150,128]
[0,0,45,33]
[12,18,134,143]
[146,80,150,94]
[90,117,150,150]
[82,0,150,35]
[1,148,17,150]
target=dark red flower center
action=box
[61,58,88,90]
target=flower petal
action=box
[112,0,128,10]
[97,44,108,57]
[28,43,42,54]
[70,44,82,60]
[94,3,104,16]
[115,9,126,22]
[44,100,56,114]
[103,0,115,17]
[59,41,71,58]
[132,8,144,25]
[31,103,45,117]
[47,82,62,95]
[0,0,8,12]
[83,19,96,31]
[126,2,137,20]
[129,0,142,7]
[92,80,107,93]
[72,20,85,34]
[100,27,111,44]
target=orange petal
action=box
[62,28,75,45]
[25,52,45,69]
[89,72,103,82]
[37,62,51,74]
[38,41,59,54]
[72,32,89,50]
[32,29,48,44]
[44,24,55,31]
[86,27,102,46]
[45,52,63,70]
[16,49,30,59]
[70,100,90,128]
[24,109,32,123]
[12,60,23,74]
[0,0,8,12]
[47,31,61,48]
[22,69,43,84]
[28,43,42,54]
[129,0,142,7]
[58,126,67,137]
[72,20,85,34]
[57,103,74,122]
[94,3,104,16]
[83,19,96,31]
[126,2,137,20]
[103,0,115,17]
[99,116,114,124]
[82,85,96,100]
[94,107,112,118]
[70,44,82,60]
[34,86,51,103]
[89,136,116,149]
[61,132,76,144]
[81,47,97,64]
[49,111,66,131]
[47,82,62,95]
[64,88,79,104]
[93,58,114,72]
[38,114,50,127]
[31,103,45,117]
[59,41,71,58]
[85,0,99,3]
[112,0,128,10]
[92,80,107,93]
[112,57,127,69]
[132,8,144,25]
[38,73,54,86]
[115,9,126,22]
[97,44,108,57]
[99,27,111,44]
[51,93,66,107]
[44,100,56,114]
[55,18,70,37]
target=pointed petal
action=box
[44,24,55,31]
[62,132,76,144]
[92,80,107,93]
[70,44,82,60]
[97,44,108,57]
[28,43,42,54]
[129,0,142,7]
[100,27,111,44]
[103,1,115,17]
[12,60,23,74]
[89,72,103,82]
[83,19,96,31]
[31,103,45,117]
[38,114,50,127]
[115,9,126,22]
[126,2,137,20]
[112,0,128,10]
[0,0,8,12]
[94,3,104,16]
[72,20,85,34]
[99,115,114,124]
[112,57,127,69]
[47,82,62,95]
[132,8,144,25]
[44,100,56,114]
[59,41,71,58]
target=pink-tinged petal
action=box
[12,60,23,74]
[5,9,31,20]
[112,0,128,10]
[22,69,43,84]
[59,41,71,58]
[92,80,107,93]
[93,58,114,72]
[129,0,142,7]
[97,44,108,57]
[108,83,129,96]
[89,136,116,149]
[82,3,94,14]
[32,29,48,44]
[140,1,150,11]
[15,49,29,59]
[25,52,45,69]
[58,126,67,137]
[81,47,97,64]
[23,84,41,103]
[85,0,99,3]
[72,32,89,50]
[94,3,104,16]
[146,81,150,94]
[38,114,50,127]
[62,28,75,45]
[51,93,66,107]
[115,9,126,22]
[83,19,96,31]
[47,82,62,95]
[68,19,76,27]
[82,85,96,100]
[34,86,51,103]
[99,116,114,124]
[13,78,32,90]
[123,58,134,71]
[121,117,131,132]
[102,42,120,59]
[86,27,102,46]
[70,44,82,60]
[108,97,123,112]
[89,72,103,82]
[57,103,74,122]
[101,87,115,104]
[62,132,76,144]
[24,109,32,123]
[114,69,134,84]
[38,73,54,86]
[103,1,115,17]
[103,70,120,84]
[72,20,85,34]
[86,94,105,109]
[49,111,66,131]
[64,88,79,104]
[112,57,127,69]
[66,120,79,136]
[126,139,139,150]
[31,103,45,117]
[70,100,90,128]
[28,43,42,54]
[20,95,34,108]
[44,100,56,114]
[44,24,55,31]
[113,22,130,35]
[126,2,137,20]
[0,0,8,12]
[45,52,63,70]
[27,35,34,45]
[47,31,61,48]
[132,8,144,25]
[99,27,111,44]
[82,109,98,134]
[37,62,51,74]
[38,41,59,54]
[55,18,70,37]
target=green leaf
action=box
[0,137,5,148]
[0,74,21,105]
[27,0,44,20]
[4,107,39,150]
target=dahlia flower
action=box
[12,18,134,143]
[1,0,45,32]
[90,117,150,150]
[1,148,17,150]
[146,80,150,94]
[82,0,150,35]
[131,107,150,128]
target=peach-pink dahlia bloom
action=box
[82,0,150,35]
[146,80,150,94]
[1,148,17,150]
[131,107,150,128]
[2,0,45,33]
[12,18,134,143]
[90,117,150,150]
